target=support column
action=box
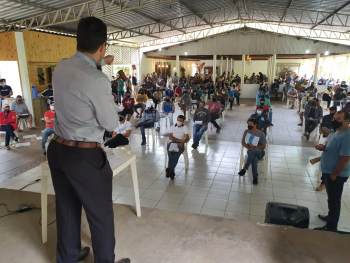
[15,32,35,127]
[314,53,320,85]
[242,54,245,90]
[271,54,277,83]
[230,58,233,76]
[176,55,180,77]
[267,58,271,84]
[213,55,217,84]
[226,57,229,80]
[220,55,223,76]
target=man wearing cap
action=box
[135,102,160,145]
[47,17,129,263]
[10,95,35,130]
[0,103,19,150]
[0,79,13,112]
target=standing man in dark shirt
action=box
[303,98,323,140]
[132,73,137,96]
[48,17,129,263]
[41,83,54,104]
[0,79,13,112]
[271,79,279,101]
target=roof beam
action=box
[4,0,56,11]
[311,1,350,29]
[178,0,213,28]
[281,0,293,22]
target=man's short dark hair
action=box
[247,118,258,125]
[76,17,107,53]
[338,110,350,121]
[178,115,185,121]
[126,90,131,94]
[16,95,22,98]
[50,100,54,105]
[0,79,5,83]
[329,106,337,112]
[313,98,319,102]
[118,111,127,117]
[257,105,264,110]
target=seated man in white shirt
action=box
[104,111,132,148]
[287,86,298,109]
[166,115,190,180]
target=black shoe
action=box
[238,169,246,176]
[141,140,146,145]
[192,143,198,149]
[78,247,90,262]
[216,127,221,133]
[270,123,274,126]
[14,137,19,142]
[134,124,139,129]
[291,105,294,109]
[253,178,258,185]
[318,214,329,222]
[43,151,46,156]
[29,127,36,130]
[166,168,170,178]
[156,127,160,132]
[115,259,131,263]
[314,225,337,232]
[170,171,175,180]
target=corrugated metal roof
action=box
[1,0,350,44]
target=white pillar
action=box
[226,57,229,79]
[220,55,223,76]
[230,58,233,75]
[314,53,320,85]
[267,58,271,84]
[176,55,179,77]
[242,54,245,90]
[271,54,277,83]
[213,55,217,84]
[15,32,35,127]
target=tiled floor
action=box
[1,99,349,232]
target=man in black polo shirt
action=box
[41,83,54,104]
[0,79,13,112]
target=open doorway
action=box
[112,64,132,78]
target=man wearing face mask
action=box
[303,98,323,140]
[315,111,350,232]
[135,102,160,145]
[249,106,271,134]
[192,101,210,149]
[333,89,346,108]
[0,79,13,112]
[134,89,147,118]
[166,115,190,180]
[0,103,19,150]
[122,90,135,121]
[191,89,201,109]
[239,119,267,185]
[42,101,55,155]
[321,86,334,110]
[319,106,337,137]
[10,95,35,130]
[104,111,132,148]
[337,81,348,93]
[156,95,175,131]
[208,96,222,133]
[41,83,54,104]
[306,82,317,96]
[165,86,174,102]
[256,88,270,100]
[47,17,130,263]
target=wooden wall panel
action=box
[27,62,57,93]
[0,32,18,61]
[23,31,76,63]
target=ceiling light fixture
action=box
[159,48,162,51]
[185,52,188,55]
[306,50,310,53]
[325,51,329,55]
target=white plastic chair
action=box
[164,136,190,170]
[145,126,156,142]
[286,97,299,108]
[302,120,319,136]
[17,117,28,130]
[239,132,269,179]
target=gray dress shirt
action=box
[52,51,118,143]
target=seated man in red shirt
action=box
[122,90,135,121]
[208,96,222,133]
[175,85,183,98]
[42,101,55,155]
[0,103,19,150]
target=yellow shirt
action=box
[137,94,147,104]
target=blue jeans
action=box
[42,127,54,151]
[243,149,265,178]
[118,91,124,103]
[137,120,154,141]
[1,124,16,146]
[193,124,208,144]
[334,101,340,107]
[234,94,240,104]
[167,142,185,172]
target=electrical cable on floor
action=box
[19,178,41,191]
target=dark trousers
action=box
[273,89,279,100]
[234,94,240,104]
[137,120,154,141]
[104,134,129,148]
[229,98,233,109]
[208,90,214,100]
[1,124,16,146]
[167,142,185,171]
[305,120,319,134]
[47,140,115,263]
[324,173,348,229]
[152,98,160,109]
[210,113,220,129]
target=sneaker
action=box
[305,133,310,140]
[43,151,46,156]
[216,127,221,133]
[191,143,198,149]
[170,171,175,180]
[134,124,139,129]
[318,214,329,222]
[314,225,337,232]
[297,123,302,126]
[141,140,146,145]
[156,127,160,132]
[253,178,258,185]
[115,259,131,263]
[29,127,36,130]
[316,184,326,191]
[5,145,11,150]
[270,123,274,126]
[291,105,294,109]
[78,247,90,262]
[238,169,246,176]
[17,129,23,132]
[14,137,19,142]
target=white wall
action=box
[0,61,22,97]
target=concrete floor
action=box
[1,189,350,263]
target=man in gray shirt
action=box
[10,95,35,130]
[192,101,211,149]
[238,118,267,185]
[48,17,129,263]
